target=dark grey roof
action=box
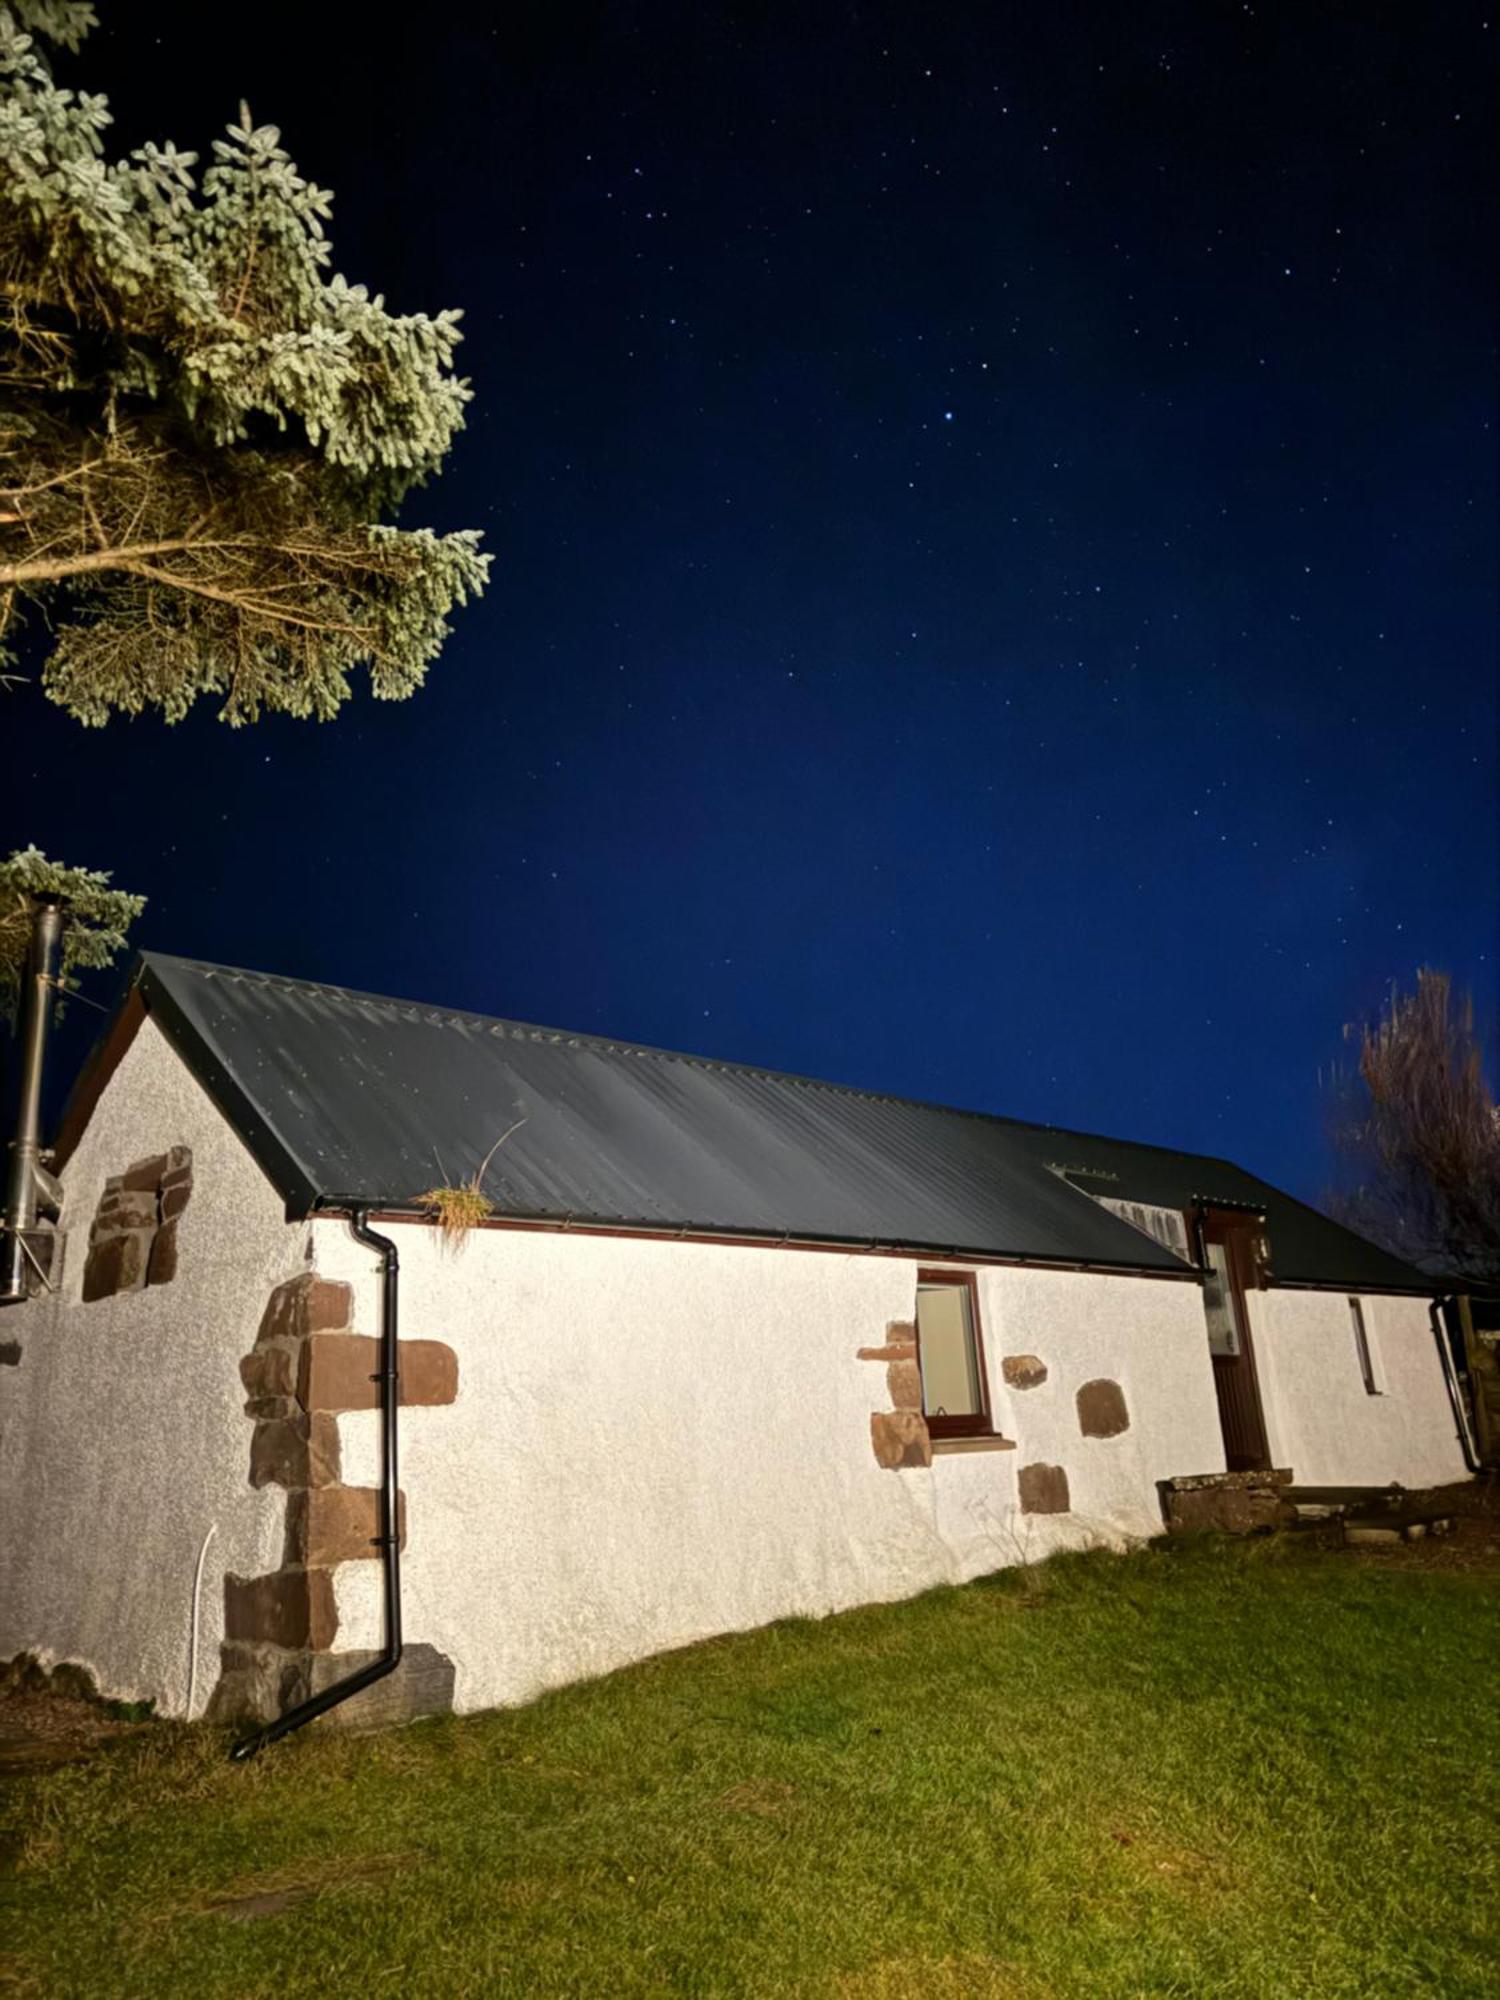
[118,952,1431,1292]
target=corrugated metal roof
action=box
[127,952,1431,1292]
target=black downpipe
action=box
[230,1208,402,1759]
[1430,1297,1483,1476]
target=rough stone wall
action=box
[208,1272,459,1730]
[1158,1469,1295,1535]
[81,1147,193,1300]
[860,1320,933,1469]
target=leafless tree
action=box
[1327,969,1500,1284]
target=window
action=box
[1350,1298,1383,1395]
[1202,1239,1241,1357]
[1054,1172,1194,1264]
[915,1271,991,1438]
[1095,1195,1193,1264]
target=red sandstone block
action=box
[300,1334,458,1412]
[256,1274,354,1345]
[146,1220,178,1286]
[886,1358,924,1412]
[249,1412,341,1490]
[92,1189,159,1233]
[1018,1462,1071,1515]
[870,1410,932,1471]
[856,1342,917,1364]
[284,1486,408,1567]
[81,1230,151,1301]
[224,1567,338,1649]
[240,1347,295,1401]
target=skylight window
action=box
[1093,1197,1194,1264]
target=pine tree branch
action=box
[0,539,255,584]
[118,559,375,638]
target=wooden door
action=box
[1198,1211,1271,1472]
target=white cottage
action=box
[0,953,1477,1743]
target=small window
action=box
[1202,1239,1241,1357]
[1095,1195,1193,1264]
[915,1272,991,1438]
[1350,1298,1383,1395]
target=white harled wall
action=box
[1250,1287,1467,1488]
[315,1224,1225,1715]
[0,1018,305,1716]
[0,1020,1471,1724]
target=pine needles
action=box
[0,845,145,1023]
[0,9,490,724]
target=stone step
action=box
[1158,1469,1294,1535]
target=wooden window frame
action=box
[915,1268,994,1439]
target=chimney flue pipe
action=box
[2,896,65,1305]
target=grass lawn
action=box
[3,1534,1498,1998]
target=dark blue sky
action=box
[6,2,1496,1203]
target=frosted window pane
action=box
[917,1285,982,1417]
[1203,1241,1240,1358]
[1097,1196,1193,1263]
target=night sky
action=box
[5,2,1496,1205]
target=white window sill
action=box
[931,1435,1017,1456]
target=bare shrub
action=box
[1327,969,1500,1283]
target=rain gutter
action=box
[307,1199,1202,1281]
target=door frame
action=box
[1195,1205,1273,1472]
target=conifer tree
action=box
[0,0,490,726]
[0,846,143,1022]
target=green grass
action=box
[3,1537,1498,1998]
